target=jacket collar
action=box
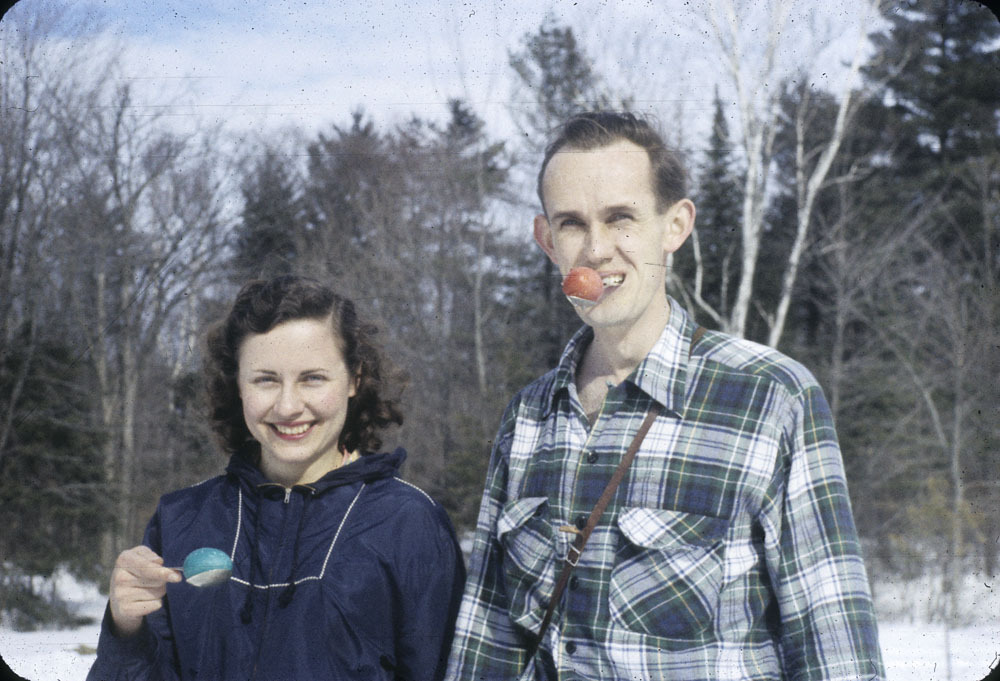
[226,447,408,497]
[542,297,696,419]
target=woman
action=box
[88,275,465,681]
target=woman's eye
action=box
[303,374,327,383]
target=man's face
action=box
[534,139,693,337]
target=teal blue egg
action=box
[182,547,233,587]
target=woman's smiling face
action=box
[237,317,357,487]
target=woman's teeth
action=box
[601,274,624,287]
[273,423,311,435]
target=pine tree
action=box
[0,327,108,629]
[302,110,398,287]
[232,147,303,283]
[857,0,1000,597]
[689,88,744,322]
[508,17,623,369]
[509,16,615,138]
[864,0,1000,173]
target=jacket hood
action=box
[225,447,408,497]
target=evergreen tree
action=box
[422,100,517,528]
[864,0,1000,174]
[688,88,744,322]
[302,110,399,288]
[857,0,1000,583]
[232,147,303,283]
[0,327,108,629]
[508,17,624,369]
[509,15,615,138]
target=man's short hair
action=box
[537,111,688,214]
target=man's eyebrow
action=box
[602,203,638,216]
[550,210,585,222]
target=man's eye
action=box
[609,213,632,223]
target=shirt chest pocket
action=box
[496,496,567,634]
[610,507,728,640]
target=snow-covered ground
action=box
[0,569,106,681]
[1,570,998,680]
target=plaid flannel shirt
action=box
[445,299,884,681]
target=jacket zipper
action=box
[251,486,295,680]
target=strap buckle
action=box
[566,544,582,567]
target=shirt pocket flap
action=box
[617,507,728,550]
[497,496,549,538]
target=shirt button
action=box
[565,641,577,655]
[586,451,598,464]
[574,515,587,530]
[569,576,580,590]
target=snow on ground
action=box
[872,570,1000,680]
[1,570,998,680]
[0,569,106,681]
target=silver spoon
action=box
[565,294,598,309]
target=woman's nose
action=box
[273,384,304,417]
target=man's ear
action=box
[662,199,696,254]
[533,213,558,263]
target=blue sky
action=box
[5,0,617,138]
[3,0,881,158]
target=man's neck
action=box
[577,301,671,390]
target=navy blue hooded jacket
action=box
[87,448,465,681]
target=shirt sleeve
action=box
[760,382,885,681]
[444,398,535,680]
[87,508,181,681]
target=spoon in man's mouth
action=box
[562,267,604,308]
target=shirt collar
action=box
[542,297,694,418]
[632,297,691,418]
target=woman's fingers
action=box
[109,546,181,636]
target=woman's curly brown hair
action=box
[204,275,404,459]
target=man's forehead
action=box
[541,140,654,207]
[546,139,648,167]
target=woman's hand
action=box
[109,545,182,637]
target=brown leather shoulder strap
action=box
[528,403,661,656]
[691,324,707,347]
[526,325,708,658]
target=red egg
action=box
[561,267,603,302]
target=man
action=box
[445,112,884,680]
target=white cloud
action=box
[5,0,878,145]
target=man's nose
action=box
[585,225,615,261]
